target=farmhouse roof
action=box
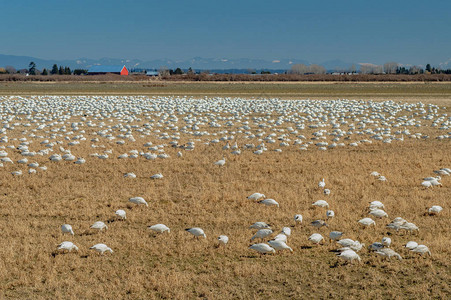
[88,65,126,73]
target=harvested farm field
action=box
[0,93,449,299]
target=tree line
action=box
[0,62,88,75]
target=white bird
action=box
[375,248,402,260]
[323,188,331,195]
[378,176,387,181]
[129,197,148,206]
[273,233,288,242]
[410,245,431,256]
[186,227,206,238]
[369,209,388,218]
[294,214,303,224]
[399,222,419,233]
[318,178,326,188]
[369,201,385,209]
[247,193,266,201]
[150,173,163,179]
[326,210,335,219]
[308,233,324,245]
[115,209,126,220]
[312,200,329,208]
[405,241,419,250]
[358,218,375,227]
[218,235,229,245]
[421,181,432,188]
[268,240,293,252]
[123,173,136,178]
[249,243,275,254]
[370,171,380,177]
[148,224,170,233]
[428,205,443,215]
[382,237,392,247]
[90,243,113,255]
[61,224,74,235]
[214,157,226,166]
[251,229,273,241]
[281,227,291,236]
[57,241,79,252]
[337,249,361,264]
[249,222,271,229]
[258,199,279,207]
[329,231,343,241]
[90,221,108,231]
[337,239,356,248]
[368,242,384,251]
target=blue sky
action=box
[2,0,450,66]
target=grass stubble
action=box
[0,90,449,299]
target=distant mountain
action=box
[0,53,354,71]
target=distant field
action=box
[1,81,451,102]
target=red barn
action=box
[87,65,129,75]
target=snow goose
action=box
[281,227,291,236]
[428,206,443,215]
[294,214,303,224]
[375,248,402,260]
[185,227,206,238]
[337,249,361,264]
[148,224,170,233]
[310,220,328,228]
[115,209,126,220]
[358,218,375,227]
[410,245,431,256]
[247,193,266,201]
[258,199,279,207]
[217,235,229,246]
[90,221,108,231]
[369,209,388,218]
[318,178,325,188]
[249,222,271,230]
[57,241,79,253]
[273,233,288,242]
[90,244,113,255]
[150,173,163,179]
[326,210,335,219]
[129,197,148,206]
[308,233,324,245]
[214,157,226,166]
[249,243,275,254]
[329,231,343,241]
[312,200,329,208]
[251,229,273,241]
[405,241,418,250]
[61,224,74,235]
[382,237,391,247]
[268,240,293,252]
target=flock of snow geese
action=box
[0,95,448,264]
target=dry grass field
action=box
[0,90,449,299]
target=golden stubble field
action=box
[0,95,449,299]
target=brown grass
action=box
[0,95,449,299]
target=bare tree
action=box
[290,64,308,74]
[309,64,326,74]
[5,65,16,74]
[383,62,398,74]
[158,66,170,76]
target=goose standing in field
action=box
[217,235,229,246]
[294,214,303,225]
[410,245,431,256]
[214,157,226,166]
[185,227,206,238]
[124,172,137,178]
[318,178,326,188]
[129,197,148,206]
[61,224,74,235]
[90,243,113,255]
[369,208,388,218]
[378,176,387,181]
[326,210,335,219]
[268,240,293,252]
[258,199,279,207]
[312,200,329,208]
[369,201,385,210]
[337,239,356,248]
[308,233,324,245]
[382,237,392,247]
[273,233,288,242]
[358,218,375,227]
[399,222,419,233]
[251,229,273,241]
[150,173,163,179]
[115,209,127,220]
[311,220,328,228]
[323,189,331,196]
[405,241,418,250]
[90,221,108,231]
[249,222,271,230]
[329,231,343,242]
[148,224,170,233]
[57,241,79,253]
[428,205,443,215]
[375,248,402,260]
[370,171,380,177]
[247,193,266,201]
[249,243,275,254]
[337,249,361,264]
